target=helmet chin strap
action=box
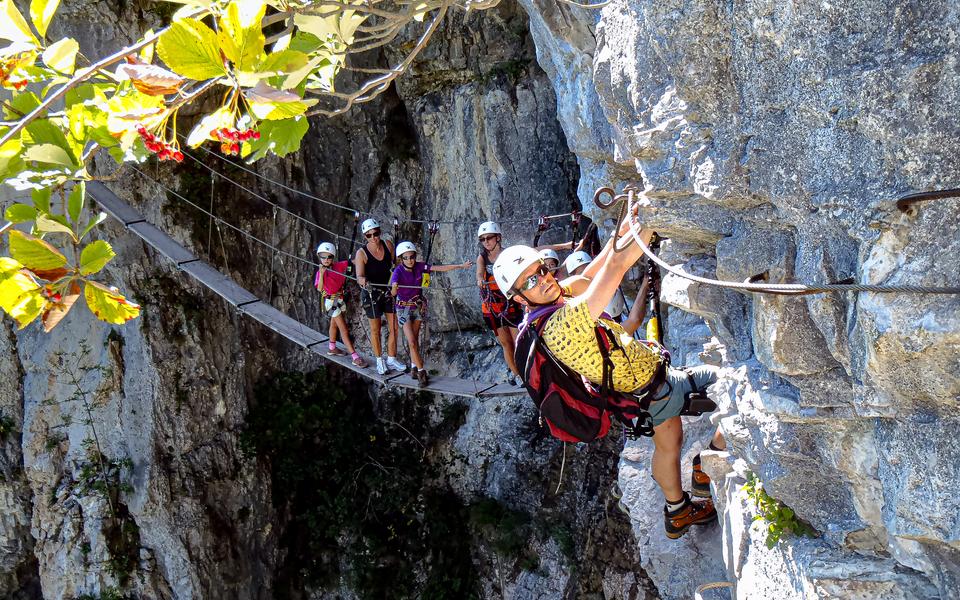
[517,289,564,308]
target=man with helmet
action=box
[539,248,560,272]
[493,217,726,540]
[354,218,404,375]
[390,241,473,387]
[315,242,367,367]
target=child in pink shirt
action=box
[315,243,366,368]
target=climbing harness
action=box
[593,185,960,296]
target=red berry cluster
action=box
[135,124,183,162]
[212,128,260,156]
[0,56,28,90]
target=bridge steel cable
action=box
[178,139,578,227]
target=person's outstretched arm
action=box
[580,220,653,321]
[432,260,474,273]
[622,273,651,335]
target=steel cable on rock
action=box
[596,186,960,296]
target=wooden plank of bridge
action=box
[128,222,197,265]
[180,261,259,307]
[240,301,328,348]
[88,181,147,225]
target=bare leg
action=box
[386,312,399,357]
[328,317,338,344]
[710,429,726,451]
[334,316,356,354]
[369,318,382,357]
[652,416,684,501]
[403,320,424,370]
[495,326,520,376]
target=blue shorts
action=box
[646,365,718,427]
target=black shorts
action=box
[361,288,395,319]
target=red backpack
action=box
[514,305,668,443]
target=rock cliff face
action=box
[519,0,960,598]
[2,0,959,598]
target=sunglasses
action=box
[479,235,499,243]
[516,264,550,294]
[401,254,417,261]
[365,230,381,239]
[319,255,334,261]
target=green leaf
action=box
[80,211,107,241]
[41,37,78,74]
[8,229,67,270]
[79,239,114,275]
[156,17,227,80]
[257,49,308,75]
[241,116,307,161]
[29,0,59,38]
[84,280,140,324]
[30,187,51,212]
[22,143,75,166]
[34,213,75,239]
[0,259,44,329]
[67,181,83,223]
[23,118,77,165]
[0,0,39,45]
[185,106,234,148]
[4,203,37,223]
[5,90,40,119]
[218,0,266,71]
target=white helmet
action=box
[477,221,502,239]
[563,251,593,275]
[539,249,559,264]
[493,245,541,298]
[395,241,418,258]
[361,218,381,235]
[315,242,336,257]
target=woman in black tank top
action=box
[354,221,401,375]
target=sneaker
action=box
[417,369,429,388]
[386,356,406,372]
[692,456,712,498]
[506,374,518,387]
[327,347,347,356]
[664,493,717,539]
[352,356,368,368]
[375,357,388,375]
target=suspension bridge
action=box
[87,180,525,399]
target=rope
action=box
[596,186,960,296]
[182,142,577,227]
[130,165,477,292]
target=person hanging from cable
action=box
[493,206,725,540]
[354,218,405,376]
[390,241,473,387]
[315,242,368,368]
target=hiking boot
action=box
[327,347,347,356]
[692,456,712,498]
[386,356,406,372]
[664,493,717,539]
[375,357,388,376]
[417,369,429,387]
[411,368,420,381]
[352,356,368,368]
